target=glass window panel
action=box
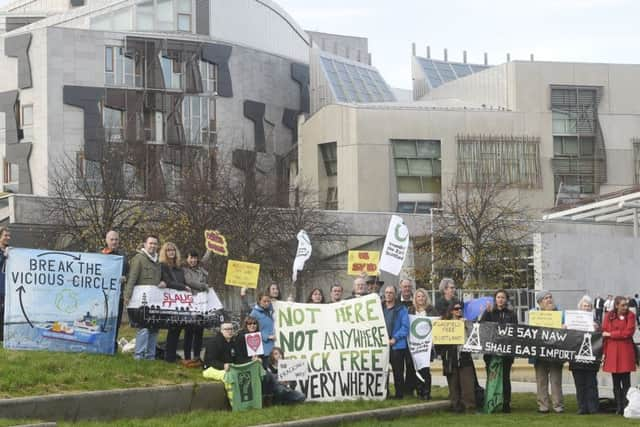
[451,63,472,78]
[580,137,594,156]
[392,141,417,157]
[394,159,409,175]
[408,159,432,176]
[157,0,174,30]
[178,14,191,31]
[553,136,563,155]
[433,160,441,176]
[160,56,171,89]
[22,105,33,126]
[564,137,579,155]
[416,202,434,214]
[178,0,191,13]
[191,96,200,117]
[416,140,440,158]
[397,202,416,213]
[423,177,441,193]
[397,177,422,193]
[105,47,113,72]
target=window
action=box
[105,47,143,88]
[160,54,183,89]
[634,141,640,184]
[105,47,115,84]
[142,110,164,142]
[392,139,441,193]
[200,61,218,93]
[326,187,338,210]
[553,136,594,157]
[3,160,18,184]
[76,153,102,192]
[554,175,594,195]
[177,14,191,31]
[456,136,541,188]
[21,104,33,141]
[552,111,577,134]
[156,0,174,31]
[319,142,337,176]
[396,201,438,214]
[135,0,153,30]
[183,96,216,145]
[102,106,124,143]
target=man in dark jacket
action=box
[382,285,411,399]
[101,230,128,353]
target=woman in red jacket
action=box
[602,296,637,415]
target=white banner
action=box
[378,215,410,276]
[278,359,308,382]
[273,293,389,402]
[408,315,436,370]
[564,310,595,332]
[292,230,312,283]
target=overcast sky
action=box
[2,0,639,89]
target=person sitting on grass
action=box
[266,347,306,405]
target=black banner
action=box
[463,321,602,364]
[127,307,227,329]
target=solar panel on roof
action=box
[451,63,472,78]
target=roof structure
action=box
[415,56,490,89]
[543,190,640,237]
[319,51,395,103]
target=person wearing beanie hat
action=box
[531,291,564,413]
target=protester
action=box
[532,291,564,413]
[602,296,637,415]
[366,276,383,296]
[182,250,210,367]
[569,295,600,415]
[479,289,517,413]
[159,242,191,363]
[306,288,325,303]
[266,347,306,405]
[250,291,276,367]
[329,283,343,303]
[435,278,459,316]
[101,230,128,353]
[126,235,165,361]
[347,276,368,299]
[594,295,605,324]
[408,288,436,400]
[241,282,281,322]
[399,279,414,308]
[440,302,476,413]
[235,316,263,364]
[0,226,10,342]
[382,285,410,399]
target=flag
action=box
[292,230,312,283]
[484,356,504,413]
[378,215,410,276]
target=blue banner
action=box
[3,248,123,355]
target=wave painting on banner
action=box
[3,248,123,354]
[273,293,389,402]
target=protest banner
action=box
[204,230,228,256]
[564,310,595,332]
[462,321,602,364]
[347,251,380,276]
[378,215,409,276]
[127,286,224,329]
[245,332,264,356]
[273,294,389,402]
[432,319,465,345]
[529,311,562,329]
[278,359,308,382]
[3,248,123,354]
[225,260,260,288]
[408,315,435,370]
[292,230,312,283]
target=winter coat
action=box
[160,264,188,291]
[234,329,256,365]
[480,306,518,364]
[125,250,162,300]
[101,247,129,277]
[382,303,409,350]
[435,296,460,317]
[250,304,275,356]
[602,311,637,374]
[439,344,475,375]
[183,265,209,292]
[204,333,238,370]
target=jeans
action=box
[134,328,158,360]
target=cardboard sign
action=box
[432,320,465,345]
[277,359,308,382]
[529,311,562,329]
[245,332,264,356]
[564,310,595,332]
[204,230,228,256]
[347,251,380,275]
[224,260,260,288]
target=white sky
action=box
[3,0,640,89]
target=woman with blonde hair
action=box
[408,288,437,400]
[159,242,191,363]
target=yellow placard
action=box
[432,320,465,345]
[224,260,260,288]
[529,311,562,329]
[347,251,380,275]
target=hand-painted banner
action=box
[273,293,389,402]
[564,310,595,332]
[127,285,224,329]
[3,248,123,354]
[292,230,312,283]
[245,332,264,356]
[225,260,260,288]
[204,230,228,256]
[432,319,465,344]
[408,315,436,370]
[529,311,562,329]
[462,321,602,364]
[378,215,409,276]
[347,251,380,276]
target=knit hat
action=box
[535,291,552,304]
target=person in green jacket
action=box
[125,235,166,361]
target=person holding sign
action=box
[479,289,518,413]
[435,278,459,317]
[250,291,276,367]
[531,291,564,413]
[306,288,326,304]
[602,296,637,415]
[235,316,263,364]
[126,235,165,361]
[568,295,600,415]
[382,285,410,399]
[408,288,437,400]
[266,347,306,405]
[182,250,211,367]
[440,303,477,413]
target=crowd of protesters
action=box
[1,228,636,415]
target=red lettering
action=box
[366,263,377,272]
[358,252,370,260]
